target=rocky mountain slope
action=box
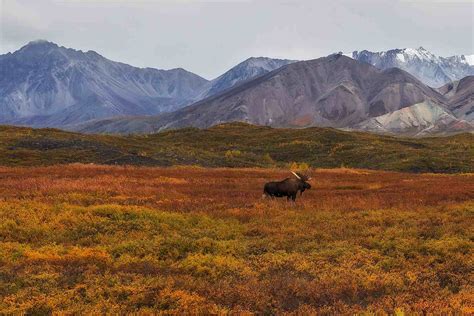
[438,76,474,122]
[2,41,472,136]
[0,40,211,126]
[0,41,295,128]
[349,47,474,88]
[354,101,473,136]
[199,57,295,98]
[75,54,452,134]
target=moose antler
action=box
[295,171,312,181]
[291,171,301,180]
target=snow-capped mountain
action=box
[1,41,472,136]
[0,40,209,126]
[200,57,295,98]
[355,101,473,136]
[349,47,474,88]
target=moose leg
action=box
[291,193,297,201]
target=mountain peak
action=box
[245,56,270,61]
[402,47,435,59]
[350,47,474,87]
[29,39,53,44]
[17,40,61,58]
[237,56,295,72]
[200,56,295,98]
[243,56,279,64]
[14,40,73,64]
[22,39,59,49]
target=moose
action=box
[263,171,312,201]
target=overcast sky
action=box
[1,0,473,79]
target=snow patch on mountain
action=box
[396,53,405,63]
[350,47,474,88]
[462,54,474,66]
[200,57,296,98]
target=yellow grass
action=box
[0,164,473,314]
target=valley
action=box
[1,2,473,315]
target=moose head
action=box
[291,171,312,196]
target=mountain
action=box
[0,41,297,128]
[74,54,450,134]
[199,57,295,98]
[349,47,474,88]
[438,76,474,122]
[354,75,474,136]
[3,41,472,136]
[354,101,473,136]
[0,40,209,126]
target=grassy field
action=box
[1,123,473,172]
[0,164,472,314]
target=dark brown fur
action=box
[263,173,311,201]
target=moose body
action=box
[263,172,311,201]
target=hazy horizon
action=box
[1,0,473,79]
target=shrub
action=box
[288,161,310,171]
[225,150,242,159]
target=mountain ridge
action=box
[74,54,459,135]
[1,41,473,136]
[0,40,296,127]
[0,40,210,125]
[199,57,296,98]
[349,47,474,88]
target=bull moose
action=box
[263,171,312,201]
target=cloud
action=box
[0,0,50,51]
[0,0,472,78]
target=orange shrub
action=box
[0,164,472,314]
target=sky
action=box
[0,0,473,79]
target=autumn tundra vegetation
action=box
[0,123,473,313]
[0,163,473,314]
[1,123,473,172]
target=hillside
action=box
[75,54,470,135]
[443,76,474,121]
[1,123,472,172]
[354,101,473,136]
[198,57,296,98]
